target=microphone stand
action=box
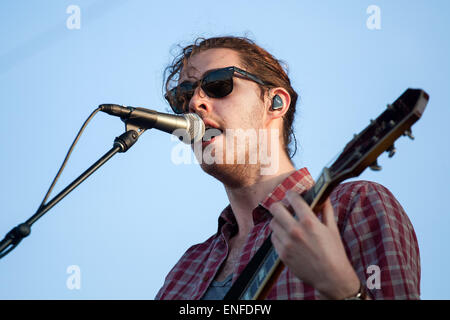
[0,122,146,259]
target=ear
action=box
[264,87,291,125]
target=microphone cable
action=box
[38,106,102,210]
[0,106,102,259]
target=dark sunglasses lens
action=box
[167,83,194,114]
[202,69,233,98]
[166,89,182,114]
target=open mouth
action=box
[202,126,223,144]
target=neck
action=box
[224,153,296,238]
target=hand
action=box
[269,190,361,299]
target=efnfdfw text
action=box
[178,304,272,317]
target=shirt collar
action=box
[217,167,315,232]
[259,167,315,210]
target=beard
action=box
[196,126,266,188]
[200,157,261,189]
[193,100,269,187]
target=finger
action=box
[269,217,282,234]
[269,201,297,230]
[270,221,300,263]
[322,197,338,231]
[270,231,283,254]
[285,190,318,224]
[269,217,290,244]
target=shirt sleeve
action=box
[330,181,421,299]
[154,242,204,300]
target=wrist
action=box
[343,281,368,300]
[318,272,362,300]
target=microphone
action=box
[99,104,205,144]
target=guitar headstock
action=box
[329,88,429,184]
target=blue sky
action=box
[0,0,449,299]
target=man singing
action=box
[155,36,420,300]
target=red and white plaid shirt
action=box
[155,168,420,300]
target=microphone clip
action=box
[114,121,146,153]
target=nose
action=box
[188,86,211,115]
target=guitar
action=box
[223,88,429,300]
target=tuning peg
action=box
[403,129,414,140]
[387,144,396,158]
[369,159,382,171]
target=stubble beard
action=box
[199,109,266,188]
[200,150,262,188]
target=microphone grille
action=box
[183,113,205,143]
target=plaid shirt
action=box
[155,168,420,300]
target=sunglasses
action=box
[165,66,267,114]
